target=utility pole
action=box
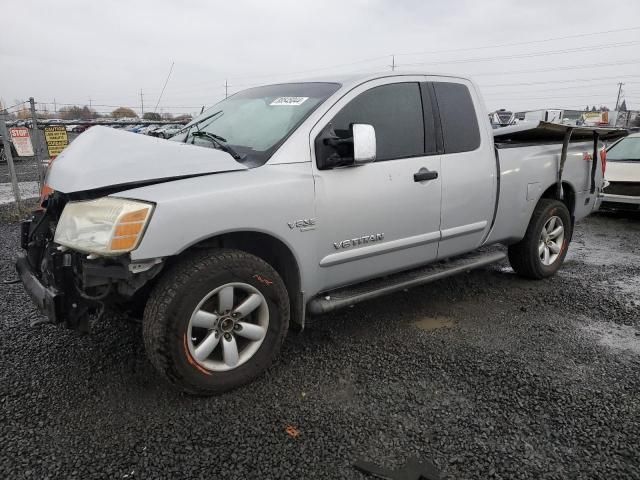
[615,82,624,110]
[390,54,396,71]
[89,97,93,110]
[53,98,57,115]
[29,97,44,187]
[140,89,144,116]
[225,79,229,99]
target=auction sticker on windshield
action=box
[270,97,308,106]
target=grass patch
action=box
[0,198,39,223]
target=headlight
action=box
[54,197,154,255]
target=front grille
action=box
[604,182,640,197]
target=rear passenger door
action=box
[430,79,496,259]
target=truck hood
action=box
[605,161,640,183]
[46,126,247,193]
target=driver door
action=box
[310,78,442,292]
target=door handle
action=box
[413,168,438,182]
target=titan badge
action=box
[334,233,384,249]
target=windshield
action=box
[607,137,640,162]
[174,82,340,166]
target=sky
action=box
[1,0,640,117]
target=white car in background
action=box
[601,132,640,211]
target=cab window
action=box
[330,82,425,161]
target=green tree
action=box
[111,107,138,119]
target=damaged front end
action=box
[16,192,163,332]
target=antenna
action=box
[154,61,175,113]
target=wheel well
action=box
[541,182,576,218]
[177,231,304,330]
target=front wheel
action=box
[508,199,572,279]
[143,249,290,395]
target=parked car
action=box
[151,124,184,138]
[137,124,161,135]
[600,132,640,211]
[16,73,616,395]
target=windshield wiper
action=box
[191,131,243,160]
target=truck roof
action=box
[263,71,472,89]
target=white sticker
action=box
[270,96,309,106]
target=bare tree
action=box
[111,107,138,119]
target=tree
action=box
[161,112,174,120]
[174,114,193,122]
[599,105,610,112]
[142,112,162,121]
[619,100,628,112]
[59,105,97,120]
[111,107,138,119]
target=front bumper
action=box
[17,212,164,331]
[601,193,640,205]
[600,193,640,211]
[15,254,62,325]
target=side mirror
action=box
[352,123,376,164]
[315,123,376,170]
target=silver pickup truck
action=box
[16,73,620,394]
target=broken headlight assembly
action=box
[54,197,154,256]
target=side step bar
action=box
[307,247,507,315]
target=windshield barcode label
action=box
[270,97,309,106]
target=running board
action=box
[307,247,507,315]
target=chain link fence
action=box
[1,98,186,212]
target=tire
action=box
[508,199,572,279]
[143,249,290,395]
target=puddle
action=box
[582,322,640,355]
[414,316,455,331]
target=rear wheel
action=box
[508,199,572,279]
[143,249,289,395]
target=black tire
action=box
[508,199,572,279]
[143,249,289,395]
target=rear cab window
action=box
[432,82,481,153]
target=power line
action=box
[481,82,640,95]
[397,40,640,67]
[151,25,640,93]
[471,59,640,76]
[394,26,640,57]
[480,74,640,88]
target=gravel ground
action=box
[0,158,41,184]
[1,211,639,479]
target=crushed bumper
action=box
[15,254,62,325]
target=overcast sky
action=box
[1,0,639,116]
